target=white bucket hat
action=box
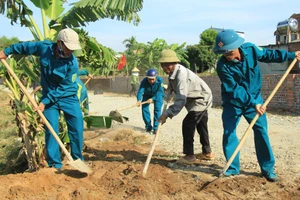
[57,28,81,50]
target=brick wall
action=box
[82,74,300,114]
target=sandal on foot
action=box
[196,152,214,160]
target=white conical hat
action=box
[131,67,140,72]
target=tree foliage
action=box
[0,36,20,49]
[198,29,219,72]
[0,0,145,172]
[186,44,201,73]
[75,28,117,76]
[121,37,189,76]
[186,29,219,73]
[0,0,143,40]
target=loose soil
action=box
[0,93,299,200]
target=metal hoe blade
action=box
[109,110,124,123]
[68,159,93,174]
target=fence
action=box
[83,74,300,114]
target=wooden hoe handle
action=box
[220,58,298,176]
[1,59,74,161]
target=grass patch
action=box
[0,90,21,174]
[113,129,148,145]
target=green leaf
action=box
[30,0,50,10]
[21,63,39,83]
[44,0,64,20]
[86,38,101,52]
[53,0,143,28]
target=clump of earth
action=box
[0,93,299,199]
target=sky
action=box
[0,0,299,52]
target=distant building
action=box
[259,13,300,74]
[274,13,300,44]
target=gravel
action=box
[88,92,300,177]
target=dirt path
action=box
[0,92,299,199]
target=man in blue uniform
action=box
[158,50,214,163]
[0,28,84,171]
[76,69,93,116]
[214,29,300,182]
[137,68,164,134]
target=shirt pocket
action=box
[40,59,50,76]
[52,64,67,84]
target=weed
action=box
[0,90,20,174]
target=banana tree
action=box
[123,37,189,76]
[0,58,44,172]
[168,43,190,68]
[0,0,143,63]
[0,0,144,171]
[141,38,169,74]
[122,37,147,75]
[1,0,143,38]
[76,28,117,76]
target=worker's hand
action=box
[255,104,266,116]
[158,114,168,124]
[147,98,153,104]
[295,51,300,61]
[0,51,8,60]
[88,74,94,79]
[36,102,46,112]
[136,101,142,107]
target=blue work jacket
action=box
[76,70,89,99]
[216,42,296,108]
[137,76,164,101]
[77,70,89,91]
[4,40,79,105]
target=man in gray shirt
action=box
[158,49,214,163]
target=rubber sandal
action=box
[196,152,214,160]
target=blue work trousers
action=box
[142,96,163,131]
[222,103,275,175]
[43,95,84,169]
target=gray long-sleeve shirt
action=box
[164,64,213,118]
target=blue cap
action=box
[213,29,245,54]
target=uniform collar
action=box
[239,44,248,59]
[51,43,73,61]
[51,43,57,56]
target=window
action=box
[291,34,297,41]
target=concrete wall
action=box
[259,45,289,75]
[82,74,300,114]
[260,42,300,75]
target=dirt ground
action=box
[0,93,300,200]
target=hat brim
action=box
[214,37,245,54]
[147,76,156,79]
[64,42,81,50]
[157,58,180,63]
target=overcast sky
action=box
[0,0,299,52]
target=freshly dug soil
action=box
[0,92,299,200]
